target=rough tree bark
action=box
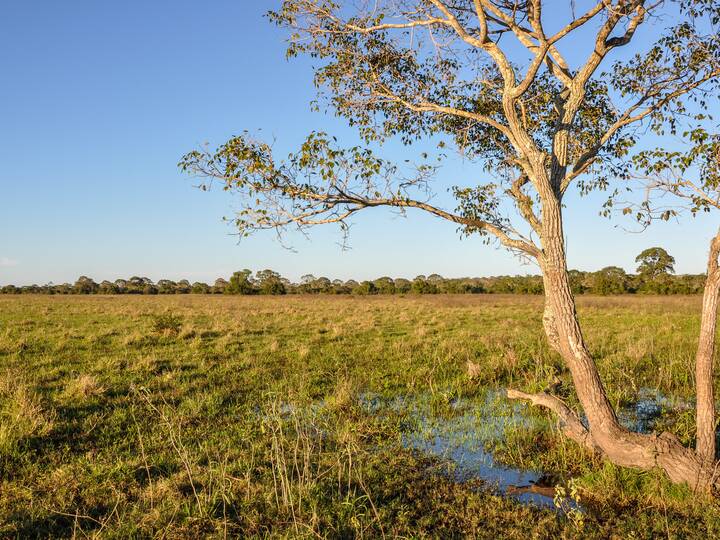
[185,0,720,493]
[509,195,718,492]
[696,230,720,463]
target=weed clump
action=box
[151,313,183,336]
[0,374,54,458]
[63,374,106,400]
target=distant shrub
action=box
[151,313,183,335]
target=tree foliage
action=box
[635,247,676,278]
[181,0,719,259]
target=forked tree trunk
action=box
[695,231,720,463]
[510,195,718,492]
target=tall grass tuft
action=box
[0,373,54,459]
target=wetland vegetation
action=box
[2,294,720,538]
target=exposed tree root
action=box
[506,388,601,454]
[507,387,720,494]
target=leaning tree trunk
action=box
[695,230,720,463]
[509,194,717,492]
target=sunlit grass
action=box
[0,294,717,537]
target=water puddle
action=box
[405,424,560,507]
[362,388,684,509]
[361,391,564,507]
[262,387,684,510]
[618,388,689,434]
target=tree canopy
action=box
[181,0,719,258]
[635,247,676,278]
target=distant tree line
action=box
[0,248,710,296]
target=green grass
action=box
[1,294,719,538]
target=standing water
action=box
[362,390,562,507]
[362,387,685,508]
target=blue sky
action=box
[0,1,716,286]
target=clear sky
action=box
[1,1,716,286]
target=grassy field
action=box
[1,294,719,538]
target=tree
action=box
[590,266,630,295]
[114,279,128,294]
[142,283,158,295]
[191,281,211,294]
[73,276,98,295]
[411,276,437,294]
[568,270,587,295]
[181,1,720,489]
[255,269,286,295]
[394,278,412,294]
[313,276,333,293]
[636,247,676,279]
[98,280,119,295]
[352,280,377,295]
[128,276,153,294]
[53,283,72,295]
[299,274,317,293]
[157,279,178,294]
[624,122,720,464]
[176,279,191,294]
[331,278,349,294]
[373,276,396,294]
[227,269,256,294]
[212,278,229,294]
[344,279,359,291]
